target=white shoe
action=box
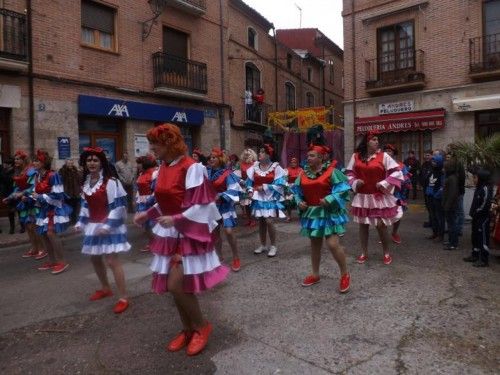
[254,245,267,254]
[267,246,277,257]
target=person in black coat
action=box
[442,160,460,250]
[463,168,493,267]
[0,157,16,234]
[420,150,433,227]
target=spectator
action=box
[59,158,82,225]
[420,150,433,227]
[442,159,460,250]
[463,169,494,267]
[115,152,135,213]
[425,155,444,242]
[0,157,16,234]
[404,150,420,199]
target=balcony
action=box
[0,8,28,71]
[365,49,425,95]
[243,101,271,129]
[469,33,500,80]
[165,0,206,16]
[153,52,207,99]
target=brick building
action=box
[342,0,500,160]
[0,0,344,168]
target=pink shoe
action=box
[391,233,401,244]
[383,254,393,265]
[356,254,368,264]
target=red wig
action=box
[14,150,28,159]
[147,123,188,158]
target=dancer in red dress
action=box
[346,133,403,265]
[134,124,228,356]
[284,156,303,221]
[76,147,131,314]
[32,150,70,274]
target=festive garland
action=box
[267,106,344,133]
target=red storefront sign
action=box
[355,109,446,134]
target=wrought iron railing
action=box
[0,8,27,61]
[153,52,207,94]
[244,101,271,125]
[365,49,425,90]
[470,33,500,73]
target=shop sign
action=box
[379,100,414,115]
[355,109,446,134]
[78,95,204,126]
[57,137,71,159]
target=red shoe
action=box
[391,233,401,244]
[249,220,257,227]
[339,273,350,293]
[231,258,241,272]
[383,254,393,265]
[140,244,150,252]
[186,322,212,356]
[166,331,192,352]
[301,275,320,287]
[37,262,55,271]
[34,251,48,260]
[22,249,37,258]
[51,262,69,275]
[113,299,129,314]
[356,254,368,264]
[89,289,114,301]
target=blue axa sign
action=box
[78,95,204,126]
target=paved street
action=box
[0,205,499,374]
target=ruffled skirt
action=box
[81,222,131,255]
[299,206,348,237]
[350,193,402,226]
[36,204,71,235]
[149,223,228,294]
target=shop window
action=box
[306,92,314,107]
[248,27,257,49]
[79,116,123,163]
[285,82,296,110]
[377,21,414,73]
[81,0,117,51]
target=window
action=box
[307,67,313,82]
[163,27,189,74]
[306,92,314,107]
[285,82,296,110]
[245,62,260,94]
[81,0,116,51]
[286,53,292,70]
[248,27,257,49]
[328,60,334,84]
[484,0,500,57]
[377,21,414,73]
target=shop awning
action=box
[355,109,445,134]
[452,94,500,112]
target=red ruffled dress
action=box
[146,156,228,294]
[346,151,404,226]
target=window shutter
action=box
[82,1,115,34]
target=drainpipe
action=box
[351,0,357,150]
[27,0,35,155]
[218,0,226,149]
[272,25,278,111]
[322,42,326,106]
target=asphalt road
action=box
[0,209,499,374]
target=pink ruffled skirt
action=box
[350,192,402,226]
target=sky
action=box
[241,0,344,49]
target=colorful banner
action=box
[268,106,343,132]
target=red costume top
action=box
[351,152,387,194]
[254,170,275,190]
[34,171,54,194]
[85,181,109,223]
[240,162,253,180]
[154,156,195,216]
[286,166,303,184]
[13,171,30,190]
[300,164,336,206]
[210,169,231,194]
[137,168,156,196]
